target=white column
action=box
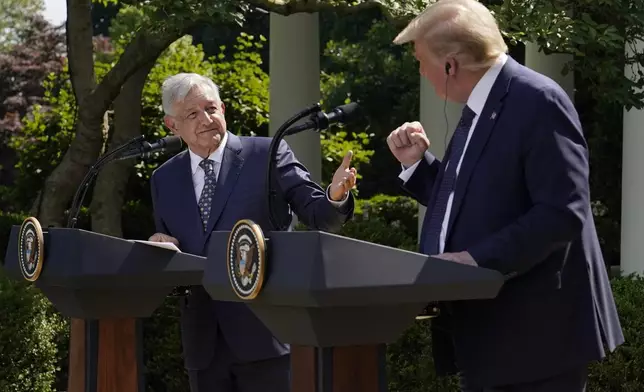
[417,77,463,241]
[621,41,644,275]
[269,13,321,183]
[524,43,575,101]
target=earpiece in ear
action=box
[445,63,451,75]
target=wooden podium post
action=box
[291,345,387,392]
[68,318,142,392]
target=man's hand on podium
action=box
[434,251,477,266]
[148,233,180,248]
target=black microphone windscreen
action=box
[337,102,359,120]
[164,136,183,152]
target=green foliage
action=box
[587,274,644,391]
[6,71,76,211]
[321,15,420,197]
[0,270,68,392]
[7,30,269,210]
[134,32,269,183]
[0,211,24,254]
[0,0,44,50]
[338,194,418,250]
[387,321,460,392]
[494,0,636,107]
[115,0,243,37]
[107,4,153,50]
[142,297,187,392]
[0,212,69,392]
[320,129,374,189]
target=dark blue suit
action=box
[150,132,354,391]
[404,57,623,389]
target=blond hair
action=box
[394,0,508,71]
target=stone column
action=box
[417,77,463,241]
[524,43,575,100]
[621,41,644,275]
[269,13,321,183]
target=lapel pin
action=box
[490,112,497,120]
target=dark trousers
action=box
[187,330,290,392]
[460,367,588,392]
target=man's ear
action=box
[164,116,178,135]
[445,57,457,76]
[220,101,226,114]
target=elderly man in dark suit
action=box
[148,73,356,392]
[386,0,624,391]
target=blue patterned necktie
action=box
[424,105,476,255]
[198,159,217,230]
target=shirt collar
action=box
[189,131,228,175]
[466,53,508,116]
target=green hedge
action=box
[0,212,68,392]
[2,197,644,391]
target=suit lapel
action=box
[204,132,245,234]
[173,151,205,240]
[445,58,515,239]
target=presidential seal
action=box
[18,217,44,282]
[227,219,266,300]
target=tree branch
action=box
[33,23,193,226]
[66,0,95,103]
[79,27,186,134]
[90,62,154,237]
[244,0,423,27]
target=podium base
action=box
[291,345,387,392]
[68,318,143,392]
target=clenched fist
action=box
[386,121,430,167]
[148,233,180,247]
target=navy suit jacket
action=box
[404,57,624,387]
[150,132,354,370]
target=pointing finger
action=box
[342,150,353,169]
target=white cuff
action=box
[398,160,421,183]
[326,185,349,207]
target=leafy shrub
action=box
[143,297,187,392]
[338,194,419,251]
[0,212,69,392]
[587,274,644,391]
[387,321,459,392]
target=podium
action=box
[204,230,504,391]
[2,224,505,392]
[2,226,207,392]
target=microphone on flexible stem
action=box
[115,135,183,161]
[66,135,183,229]
[284,102,359,136]
[266,102,360,231]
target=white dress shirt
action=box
[189,132,228,200]
[188,132,348,207]
[399,53,508,254]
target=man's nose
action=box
[199,110,214,125]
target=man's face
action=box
[414,42,449,99]
[164,87,227,157]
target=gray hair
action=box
[161,73,221,116]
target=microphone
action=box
[284,102,359,136]
[116,135,183,161]
[66,135,182,228]
[265,102,360,231]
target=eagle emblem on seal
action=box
[18,216,45,282]
[235,234,257,288]
[227,219,266,300]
